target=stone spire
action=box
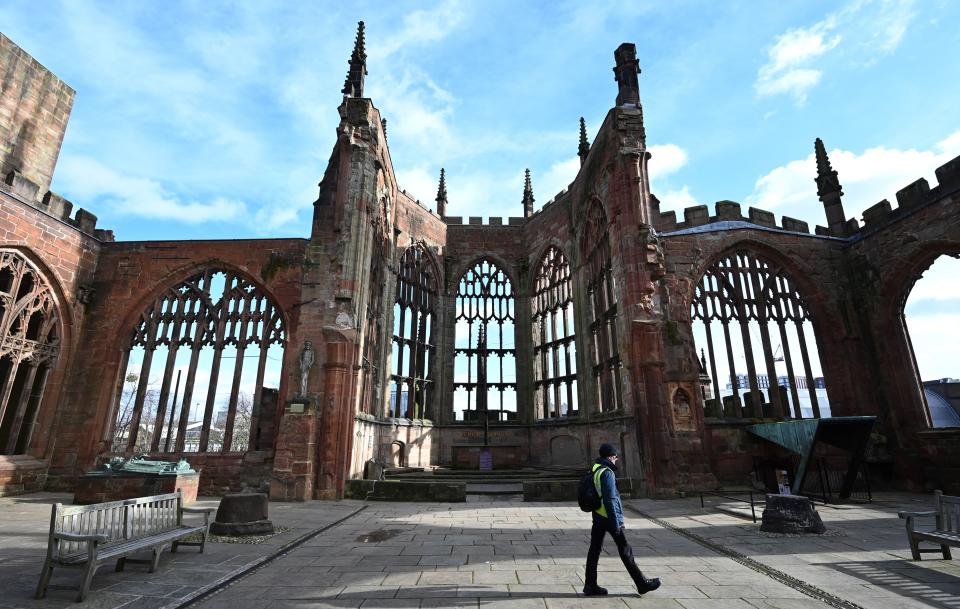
[613,43,641,106]
[578,117,590,165]
[522,169,535,218]
[436,168,448,217]
[814,138,848,236]
[342,21,368,98]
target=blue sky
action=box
[3,0,959,380]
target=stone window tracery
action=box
[113,270,285,454]
[453,259,516,421]
[0,250,60,455]
[533,247,578,418]
[583,203,622,412]
[389,245,437,419]
[359,249,384,416]
[691,250,829,419]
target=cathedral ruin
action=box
[1,26,958,500]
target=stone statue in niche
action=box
[298,340,315,397]
[672,387,696,432]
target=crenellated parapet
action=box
[835,152,960,237]
[657,199,813,236]
[1,169,113,241]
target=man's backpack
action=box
[577,465,607,512]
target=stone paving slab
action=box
[2,492,957,609]
[628,492,960,609]
[185,502,838,609]
[0,492,363,609]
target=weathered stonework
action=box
[1,31,958,500]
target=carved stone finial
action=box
[436,168,448,218]
[522,168,535,218]
[342,21,368,98]
[578,117,590,165]
[814,138,848,236]
[381,118,387,139]
[613,43,641,106]
[815,138,843,200]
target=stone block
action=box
[488,217,503,226]
[72,472,199,505]
[74,208,98,233]
[896,178,931,210]
[444,216,463,224]
[715,200,743,221]
[42,190,73,219]
[508,216,525,225]
[862,199,892,225]
[748,207,776,228]
[210,492,274,536]
[683,205,710,226]
[760,494,826,534]
[468,216,482,225]
[780,216,809,234]
[4,169,40,201]
[935,154,960,190]
[658,210,677,231]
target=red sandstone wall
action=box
[46,237,307,489]
[0,190,100,486]
[0,34,75,197]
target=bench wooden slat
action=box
[36,490,213,602]
[900,490,958,561]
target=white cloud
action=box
[370,0,466,61]
[648,144,689,180]
[538,156,581,204]
[747,129,960,224]
[656,186,698,213]
[756,0,916,103]
[58,157,246,224]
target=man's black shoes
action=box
[637,577,661,594]
[582,585,608,596]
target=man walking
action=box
[584,443,661,596]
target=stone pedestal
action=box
[211,492,274,536]
[760,494,826,534]
[73,471,199,505]
[270,402,316,501]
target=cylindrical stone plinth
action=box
[210,492,275,536]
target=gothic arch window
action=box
[0,250,60,455]
[533,247,578,418]
[582,203,622,412]
[453,259,516,421]
[389,245,437,419]
[901,254,960,427]
[113,270,285,454]
[359,245,385,416]
[691,249,829,420]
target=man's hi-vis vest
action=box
[592,463,610,517]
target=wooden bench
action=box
[36,490,215,601]
[898,490,959,561]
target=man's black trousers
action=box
[585,516,646,587]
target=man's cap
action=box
[599,443,618,457]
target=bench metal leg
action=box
[943,545,953,560]
[78,562,99,602]
[35,558,53,599]
[149,547,163,573]
[115,557,126,572]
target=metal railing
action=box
[699,488,758,522]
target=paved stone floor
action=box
[0,492,957,609]
[0,493,361,609]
